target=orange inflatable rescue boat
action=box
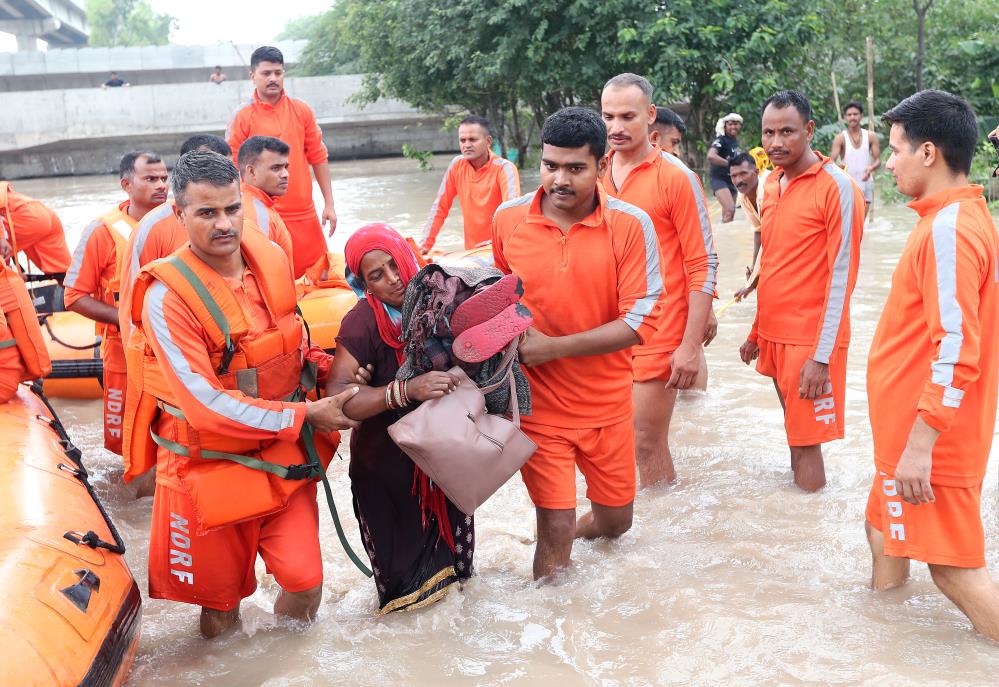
[0,382,140,686]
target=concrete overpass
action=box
[0,40,306,91]
[0,74,456,178]
[0,0,88,51]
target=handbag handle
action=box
[471,338,523,427]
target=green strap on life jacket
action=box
[0,338,16,349]
[164,256,235,373]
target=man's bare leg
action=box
[929,564,999,641]
[865,520,910,590]
[715,187,736,223]
[864,201,872,223]
[691,347,708,391]
[200,605,240,638]
[575,502,634,540]
[633,381,678,487]
[771,380,825,492]
[134,469,156,499]
[274,583,323,622]
[534,507,575,581]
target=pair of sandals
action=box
[451,274,533,363]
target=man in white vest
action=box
[830,101,881,221]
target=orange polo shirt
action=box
[492,186,665,428]
[868,185,999,487]
[751,153,865,364]
[421,151,520,251]
[64,201,136,312]
[117,202,187,341]
[600,146,717,351]
[241,183,294,265]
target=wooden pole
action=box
[866,36,875,220]
[832,70,843,125]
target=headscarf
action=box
[715,112,744,137]
[344,223,420,365]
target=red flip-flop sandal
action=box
[452,303,533,363]
[450,273,524,337]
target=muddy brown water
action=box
[14,157,999,686]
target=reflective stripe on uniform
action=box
[64,219,103,289]
[814,163,856,364]
[606,197,664,332]
[930,202,964,407]
[660,151,718,293]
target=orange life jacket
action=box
[122,228,337,532]
[299,251,352,296]
[0,260,52,380]
[94,206,132,340]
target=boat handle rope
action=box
[38,313,102,351]
[27,381,127,555]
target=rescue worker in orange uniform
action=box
[237,136,295,265]
[226,46,337,278]
[118,135,233,342]
[738,91,864,493]
[492,108,666,580]
[865,90,999,641]
[420,115,520,254]
[0,182,71,280]
[0,258,52,402]
[600,73,718,487]
[64,151,168,455]
[122,150,359,638]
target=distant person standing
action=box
[650,107,687,157]
[419,115,519,254]
[102,71,128,89]
[227,46,337,278]
[707,113,744,223]
[209,66,227,84]
[830,101,881,221]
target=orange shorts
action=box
[102,334,125,455]
[12,202,71,274]
[520,417,635,509]
[148,481,322,611]
[632,345,673,383]
[865,471,985,568]
[281,213,326,280]
[756,338,846,446]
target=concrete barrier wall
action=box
[0,74,456,178]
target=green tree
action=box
[86,0,175,47]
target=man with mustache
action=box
[600,73,718,487]
[238,136,295,265]
[227,46,337,279]
[124,150,360,638]
[64,150,168,455]
[730,152,770,301]
[419,115,520,255]
[492,107,666,579]
[739,90,864,492]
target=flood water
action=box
[15,157,999,686]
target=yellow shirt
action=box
[738,169,770,232]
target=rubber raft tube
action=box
[0,383,140,686]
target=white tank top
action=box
[842,128,871,185]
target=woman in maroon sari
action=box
[327,223,474,613]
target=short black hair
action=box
[214,65,222,70]
[251,46,284,70]
[171,151,240,208]
[119,150,162,180]
[762,90,812,123]
[180,134,232,157]
[459,115,491,136]
[541,107,607,160]
[728,152,756,169]
[843,101,864,114]
[654,107,687,135]
[238,136,291,169]
[883,89,978,175]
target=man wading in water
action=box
[492,107,666,580]
[865,90,999,640]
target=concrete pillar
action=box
[15,35,39,52]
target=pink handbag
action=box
[387,342,536,515]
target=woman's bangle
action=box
[385,383,395,409]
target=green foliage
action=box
[86,0,175,47]
[402,144,433,171]
[285,4,363,76]
[277,14,319,41]
[294,0,998,169]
